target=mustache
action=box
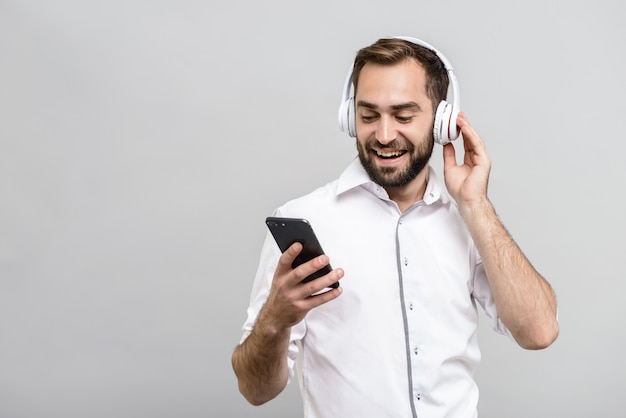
[365,138,414,152]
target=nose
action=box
[375,116,397,145]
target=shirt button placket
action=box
[399,215,423,407]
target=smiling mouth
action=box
[375,150,406,159]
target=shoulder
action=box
[278,179,341,214]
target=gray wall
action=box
[1,1,624,417]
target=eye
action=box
[396,116,413,123]
[360,114,378,123]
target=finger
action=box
[457,113,485,152]
[455,112,480,157]
[292,253,332,284]
[302,266,344,294]
[303,268,344,305]
[456,111,468,130]
[279,243,335,289]
[442,142,458,171]
[308,281,343,306]
[457,118,490,169]
[275,242,303,275]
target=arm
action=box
[442,113,559,349]
[231,242,343,405]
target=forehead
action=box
[355,59,429,104]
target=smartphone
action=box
[265,217,339,289]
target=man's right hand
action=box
[259,242,344,334]
[232,242,343,405]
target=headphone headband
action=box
[338,36,461,144]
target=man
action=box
[232,36,559,417]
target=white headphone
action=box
[338,36,461,145]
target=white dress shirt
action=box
[240,159,510,418]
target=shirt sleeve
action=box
[238,215,305,382]
[471,253,513,339]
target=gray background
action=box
[1,1,624,417]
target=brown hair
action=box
[351,38,449,112]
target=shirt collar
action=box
[336,158,449,205]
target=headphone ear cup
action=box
[338,99,348,133]
[433,101,459,145]
[433,100,459,145]
[433,101,448,145]
[448,108,459,141]
[338,97,356,137]
[346,97,356,137]
[339,97,356,137]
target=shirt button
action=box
[413,346,419,355]
[416,393,423,401]
[408,302,413,311]
[403,257,408,266]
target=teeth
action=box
[377,150,403,158]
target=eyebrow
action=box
[356,100,422,112]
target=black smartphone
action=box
[265,217,339,289]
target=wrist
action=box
[457,196,494,219]
[255,305,291,339]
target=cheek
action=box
[406,118,435,140]
[355,137,368,151]
[354,123,376,144]
[354,120,374,137]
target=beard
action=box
[357,129,434,188]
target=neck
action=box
[385,166,429,213]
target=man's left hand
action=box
[442,112,491,207]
